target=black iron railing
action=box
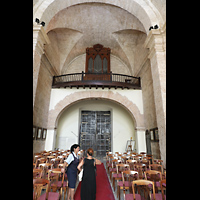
[52,72,141,89]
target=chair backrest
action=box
[111,159,121,168]
[126,159,137,169]
[153,159,163,165]
[132,179,156,200]
[33,178,50,200]
[116,164,130,174]
[39,163,53,169]
[144,170,162,182]
[122,170,138,185]
[133,156,142,161]
[149,164,163,173]
[160,179,166,199]
[141,159,150,167]
[33,169,43,179]
[47,168,65,185]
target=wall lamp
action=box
[35,18,45,27]
[149,24,159,31]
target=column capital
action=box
[135,127,146,131]
[33,24,50,55]
[144,24,166,59]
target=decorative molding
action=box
[135,127,146,131]
[33,24,50,55]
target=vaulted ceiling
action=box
[34,1,165,76]
[44,3,148,75]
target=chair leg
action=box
[118,186,121,200]
[59,187,62,200]
[113,178,115,191]
[63,187,67,200]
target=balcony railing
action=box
[52,72,141,89]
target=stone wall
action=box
[33,54,53,154]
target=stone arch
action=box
[33,0,164,34]
[47,90,145,129]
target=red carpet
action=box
[74,163,115,200]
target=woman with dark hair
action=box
[62,144,80,200]
[77,148,101,200]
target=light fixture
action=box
[35,18,45,27]
[40,21,45,27]
[35,18,40,23]
[149,24,159,31]
[149,26,153,31]
[154,24,159,29]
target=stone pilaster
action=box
[135,127,146,154]
[33,24,50,107]
[144,24,166,167]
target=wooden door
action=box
[80,111,111,157]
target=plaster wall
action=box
[55,99,136,153]
[45,88,145,152]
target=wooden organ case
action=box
[84,44,111,81]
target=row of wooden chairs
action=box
[106,152,166,200]
[33,150,70,200]
[33,149,84,200]
[33,165,68,199]
[33,150,84,169]
[123,179,166,200]
[33,168,67,200]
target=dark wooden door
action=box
[80,111,111,157]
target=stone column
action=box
[33,24,50,107]
[144,24,166,167]
[135,127,146,154]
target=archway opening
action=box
[55,98,136,155]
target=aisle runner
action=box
[74,163,115,200]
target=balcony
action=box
[52,72,141,90]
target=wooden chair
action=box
[58,163,68,181]
[106,154,113,172]
[109,159,121,180]
[112,163,130,191]
[38,163,53,179]
[46,156,56,163]
[117,170,138,200]
[160,179,166,200]
[143,156,152,166]
[126,159,137,170]
[153,159,163,165]
[141,159,150,169]
[133,155,142,162]
[149,164,163,174]
[33,163,36,169]
[146,154,154,164]
[37,158,47,167]
[144,170,162,193]
[47,168,68,200]
[33,169,43,179]
[50,158,62,168]
[34,155,42,163]
[33,178,60,200]
[124,180,156,200]
[140,152,146,158]
[133,163,147,179]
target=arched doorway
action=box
[55,98,136,156]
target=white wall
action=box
[55,99,136,153]
[45,88,146,153]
